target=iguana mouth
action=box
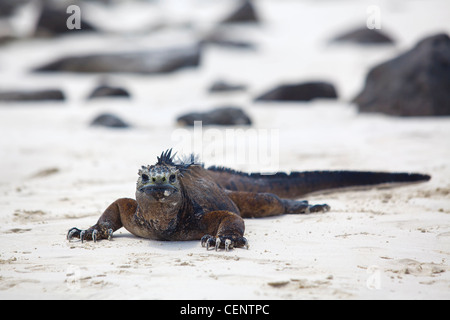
[139,184,178,201]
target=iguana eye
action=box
[142,174,149,182]
[169,174,176,183]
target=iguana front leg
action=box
[199,210,248,251]
[67,198,137,242]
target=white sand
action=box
[0,0,449,299]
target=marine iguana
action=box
[67,149,430,251]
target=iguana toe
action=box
[66,226,114,243]
[107,228,114,240]
[67,227,81,241]
[92,229,98,242]
[80,230,86,243]
[306,204,331,213]
[201,234,215,250]
[215,237,221,251]
[224,239,232,251]
[200,234,249,251]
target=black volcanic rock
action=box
[331,27,394,44]
[33,45,202,74]
[0,89,65,102]
[208,80,247,93]
[177,106,252,126]
[90,113,130,128]
[354,33,450,116]
[0,0,29,18]
[200,31,256,50]
[221,0,259,24]
[88,85,130,99]
[255,82,338,102]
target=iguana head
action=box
[136,149,200,203]
[136,149,182,204]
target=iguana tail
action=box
[207,167,431,199]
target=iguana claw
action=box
[67,227,80,241]
[215,238,221,251]
[66,227,114,242]
[224,239,232,251]
[80,230,86,243]
[107,228,113,240]
[201,234,249,251]
[92,229,98,242]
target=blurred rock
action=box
[331,27,394,44]
[177,106,252,126]
[0,35,16,46]
[0,89,65,102]
[221,0,259,24]
[0,0,30,18]
[33,45,202,74]
[200,30,256,49]
[35,3,97,37]
[87,85,130,99]
[255,82,338,102]
[354,33,450,116]
[208,80,247,93]
[90,113,130,128]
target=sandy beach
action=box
[0,0,449,300]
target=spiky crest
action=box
[138,149,202,177]
[156,148,176,166]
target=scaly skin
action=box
[67,149,430,251]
